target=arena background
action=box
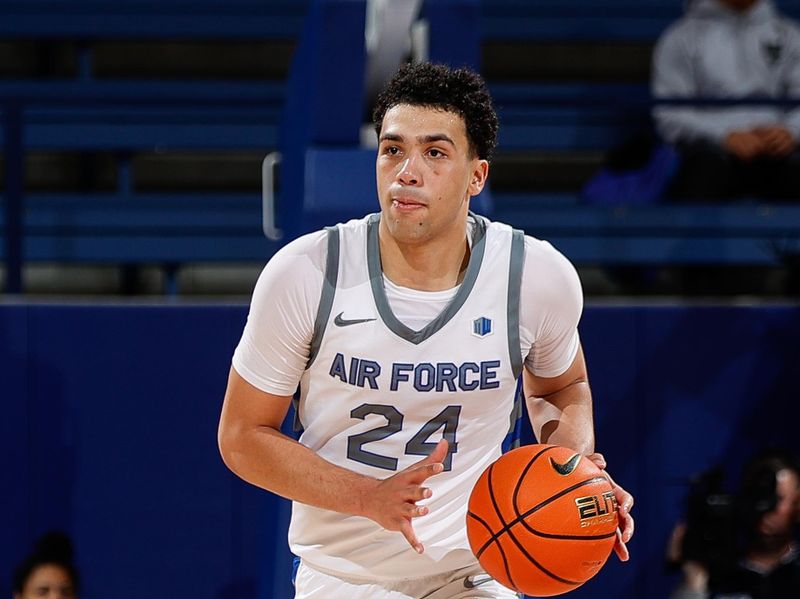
[3,1,800,598]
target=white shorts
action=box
[294,560,521,599]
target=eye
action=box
[383,145,400,156]
[427,148,446,158]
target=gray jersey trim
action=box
[307,226,340,368]
[366,213,488,345]
[507,228,526,378]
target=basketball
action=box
[466,444,618,596]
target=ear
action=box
[468,159,489,197]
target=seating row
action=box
[8,0,799,42]
[2,0,800,294]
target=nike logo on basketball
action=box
[333,312,376,327]
[463,575,493,589]
[550,453,581,476]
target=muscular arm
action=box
[523,344,635,560]
[218,367,376,514]
[523,343,593,455]
[218,367,446,553]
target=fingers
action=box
[404,485,432,503]
[418,439,449,465]
[773,135,795,156]
[613,528,630,562]
[417,485,433,501]
[405,439,448,483]
[603,470,635,561]
[396,490,434,556]
[725,131,761,161]
[586,452,606,470]
[373,441,450,554]
[612,484,634,562]
[611,480,635,542]
[618,505,635,544]
[404,502,430,518]
[400,520,424,555]
[751,126,795,156]
[405,461,445,484]
[399,499,435,554]
[614,483,635,515]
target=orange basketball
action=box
[466,444,618,597]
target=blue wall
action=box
[2,303,798,598]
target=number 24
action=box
[346,403,461,471]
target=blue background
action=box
[2,302,799,598]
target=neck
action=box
[378,219,470,291]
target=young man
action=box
[218,62,634,598]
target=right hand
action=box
[360,439,448,554]
[586,453,635,562]
[754,125,796,157]
[724,130,766,161]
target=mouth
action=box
[391,197,427,211]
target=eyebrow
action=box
[379,132,457,148]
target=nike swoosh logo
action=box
[464,575,493,589]
[333,312,376,327]
[550,453,581,476]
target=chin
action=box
[388,219,431,243]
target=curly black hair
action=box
[372,62,499,161]
[13,531,80,595]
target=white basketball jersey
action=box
[289,213,526,581]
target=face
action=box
[15,564,76,599]
[758,468,800,538]
[376,104,488,246]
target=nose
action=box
[397,153,421,186]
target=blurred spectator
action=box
[13,531,79,599]
[667,449,800,598]
[653,0,800,200]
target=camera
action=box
[680,466,739,569]
[679,463,779,570]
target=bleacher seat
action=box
[1,0,800,295]
[0,0,303,291]
[0,0,309,39]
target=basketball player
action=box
[218,62,634,598]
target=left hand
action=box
[586,453,634,562]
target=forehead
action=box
[28,564,71,586]
[381,104,468,142]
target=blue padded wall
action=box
[2,303,799,598]
[423,0,481,70]
[277,0,486,241]
[278,0,368,240]
[0,305,291,599]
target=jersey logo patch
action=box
[334,312,377,327]
[472,316,493,338]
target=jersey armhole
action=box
[306,225,340,369]
[507,228,526,379]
